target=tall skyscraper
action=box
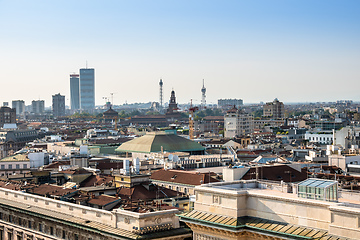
[52,93,65,117]
[12,100,25,118]
[70,74,80,110]
[80,68,95,110]
[31,100,45,114]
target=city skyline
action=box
[0,0,359,106]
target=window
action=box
[39,223,43,232]
[8,165,12,169]
[0,165,4,169]
[23,164,27,169]
[62,230,66,239]
[50,227,54,235]
[16,164,20,169]
[9,215,13,223]
[28,221,32,229]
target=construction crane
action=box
[189,100,199,140]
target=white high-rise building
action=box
[224,106,254,138]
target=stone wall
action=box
[0,186,180,233]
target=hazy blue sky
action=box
[0,0,359,107]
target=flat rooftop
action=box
[201,179,360,206]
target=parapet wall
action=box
[0,187,179,233]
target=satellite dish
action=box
[168,154,173,161]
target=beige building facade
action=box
[180,180,360,239]
[263,98,285,119]
[224,107,254,138]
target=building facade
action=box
[0,129,39,159]
[224,106,254,138]
[0,107,16,128]
[217,99,243,109]
[0,153,30,176]
[179,180,360,240]
[80,68,95,110]
[52,93,65,117]
[305,130,333,145]
[0,187,191,240]
[70,74,80,110]
[31,100,45,114]
[263,98,285,119]
[11,100,25,119]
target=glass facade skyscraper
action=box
[79,68,95,110]
[70,74,80,110]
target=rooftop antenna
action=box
[201,79,206,109]
[159,79,163,108]
[110,93,114,106]
[86,60,88,69]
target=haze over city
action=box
[0,0,359,106]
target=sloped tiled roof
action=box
[27,184,77,197]
[43,161,70,169]
[179,211,346,240]
[150,169,220,186]
[116,132,205,153]
[118,184,179,201]
[242,165,307,183]
[226,106,238,113]
[80,175,113,188]
[88,195,120,206]
[62,168,92,175]
[0,153,29,162]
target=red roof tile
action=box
[88,195,120,206]
[27,184,77,197]
[118,184,179,201]
[80,175,113,187]
[150,169,219,186]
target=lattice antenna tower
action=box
[159,79,163,108]
[201,79,206,108]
